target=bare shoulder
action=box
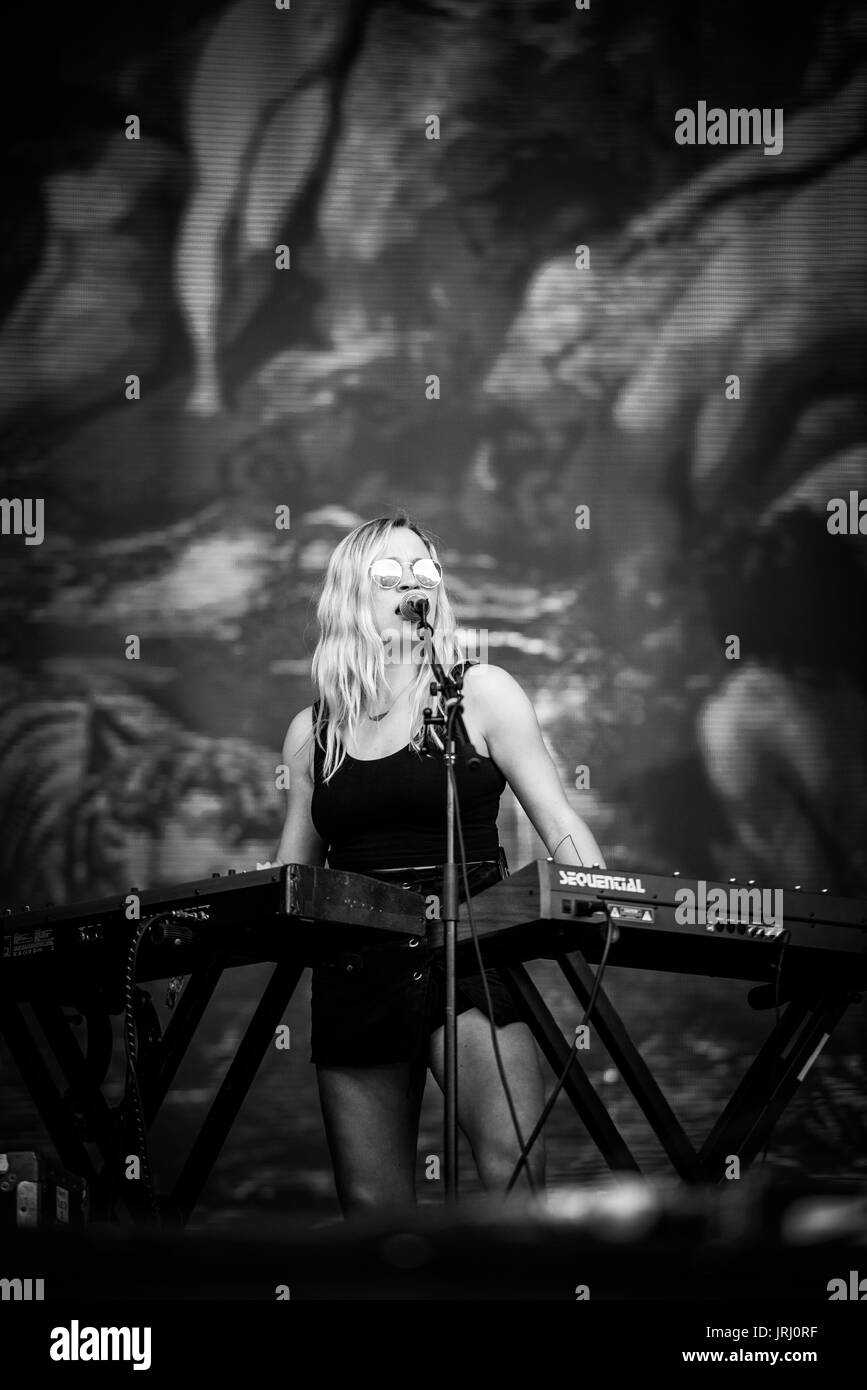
[461,663,532,714]
[463,662,525,695]
[282,705,315,771]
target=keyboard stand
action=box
[3,906,860,1218]
[0,956,306,1226]
[1,866,430,1228]
[488,947,859,1181]
[695,987,853,1176]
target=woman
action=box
[275,513,607,1214]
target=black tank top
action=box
[310,664,506,873]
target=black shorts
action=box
[309,854,522,1066]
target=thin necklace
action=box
[367,679,414,721]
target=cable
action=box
[504,904,619,1195]
[109,912,173,1227]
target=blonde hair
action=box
[311,513,465,781]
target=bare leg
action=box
[428,1010,546,1196]
[316,1056,427,1216]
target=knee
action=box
[475,1136,545,1194]
[337,1175,416,1216]
[338,1187,378,1217]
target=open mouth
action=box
[395,590,426,616]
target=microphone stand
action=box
[412,602,480,1202]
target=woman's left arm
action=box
[469,664,607,870]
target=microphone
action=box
[398,592,429,622]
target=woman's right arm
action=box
[273,706,327,867]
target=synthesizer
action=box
[426,862,867,986]
[1,864,426,1004]
[4,861,866,1003]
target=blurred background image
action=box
[0,0,865,1235]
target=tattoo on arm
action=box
[552,834,583,866]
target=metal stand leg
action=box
[555,951,699,1177]
[697,990,853,1178]
[2,956,306,1227]
[172,958,305,1223]
[496,960,641,1172]
[0,1002,103,1192]
[487,945,859,1187]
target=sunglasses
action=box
[369,556,443,589]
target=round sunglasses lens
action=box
[413,559,442,587]
[370,559,402,587]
